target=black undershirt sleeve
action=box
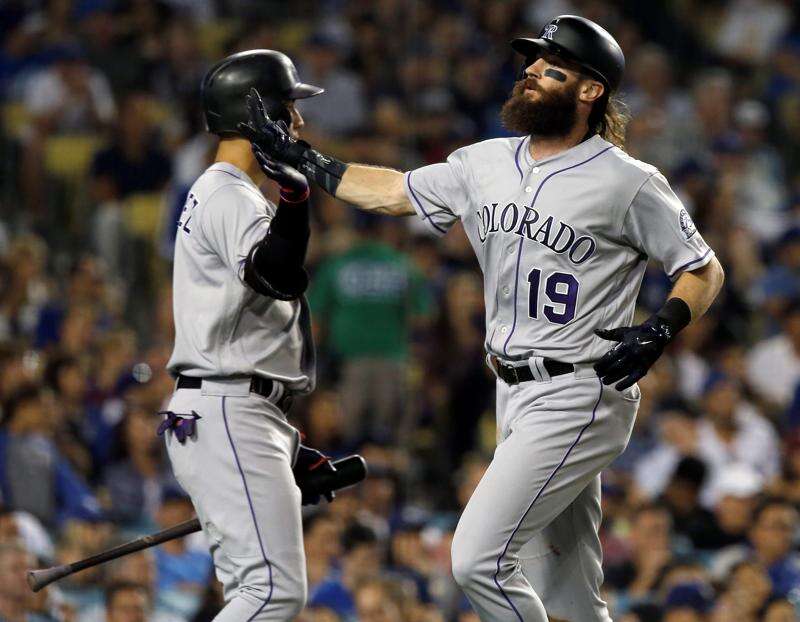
[242,195,310,300]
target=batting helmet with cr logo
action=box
[511,15,625,92]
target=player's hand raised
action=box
[253,147,309,199]
[237,88,304,167]
[593,317,674,390]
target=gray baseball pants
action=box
[164,378,304,621]
[451,358,639,621]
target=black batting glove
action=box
[237,88,307,167]
[593,316,674,391]
[253,145,309,199]
[238,88,349,197]
[293,444,336,505]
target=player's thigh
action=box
[167,394,305,585]
[213,397,305,582]
[455,377,634,563]
[453,417,593,569]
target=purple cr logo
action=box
[542,24,558,40]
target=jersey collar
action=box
[522,133,609,168]
[208,161,260,190]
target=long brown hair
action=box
[588,91,630,149]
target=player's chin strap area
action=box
[489,355,574,385]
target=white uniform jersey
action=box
[167,162,315,392]
[405,134,714,363]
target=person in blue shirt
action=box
[308,523,381,621]
[749,498,800,598]
[0,384,102,528]
[152,491,212,619]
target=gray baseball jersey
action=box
[404,134,714,363]
[167,161,315,393]
[164,160,312,619]
[405,134,715,621]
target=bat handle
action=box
[28,565,72,592]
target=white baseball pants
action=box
[164,378,304,621]
[451,360,639,621]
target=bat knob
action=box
[27,566,70,592]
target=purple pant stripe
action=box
[221,396,274,619]
[492,377,604,619]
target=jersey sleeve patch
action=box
[679,209,697,240]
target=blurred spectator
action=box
[747,498,800,597]
[713,0,792,65]
[760,597,797,622]
[662,582,714,622]
[353,578,404,622]
[696,374,779,506]
[102,398,178,528]
[308,522,381,620]
[90,92,171,203]
[713,560,774,621]
[604,503,678,601]
[0,384,102,528]
[22,43,115,133]
[309,214,432,447]
[104,581,152,622]
[705,463,763,551]
[19,43,115,215]
[0,541,37,622]
[296,33,367,136]
[152,492,212,619]
[635,377,780,508]
[749,300,800,413]
[659,457,718,549]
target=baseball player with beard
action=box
[240,16,725,622]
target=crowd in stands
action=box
[1,0,800,620]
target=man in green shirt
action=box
[310,216,432,446]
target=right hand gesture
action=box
[237,88,299,165]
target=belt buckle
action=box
[504,363,520,384]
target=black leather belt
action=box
[176,375,293,412]
[490,356,574,385]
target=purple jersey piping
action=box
[667,248,713,280]
[514,137,527,183]
[406,171,448,235]
[502,146,614,356]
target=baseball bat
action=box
[28,455,367,592]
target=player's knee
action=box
[284,588,307,620]
[278,573,308,617]
[240,574,307,618]
[450,539,485,589]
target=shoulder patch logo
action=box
[542,23,558,40]
[679,209,696,240]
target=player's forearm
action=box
[243,195,310,300]
[335,164,415,216]
[668,256,725,323]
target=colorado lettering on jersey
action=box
[476,202,597,265]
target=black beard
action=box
[500,79,579,137]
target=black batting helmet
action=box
[511,15,625,92]
[201,49,323,137]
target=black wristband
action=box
[285,142,348,197]
[655,297,692,335]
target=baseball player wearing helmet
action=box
[241,16,725,622]
[161,49,336,621]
